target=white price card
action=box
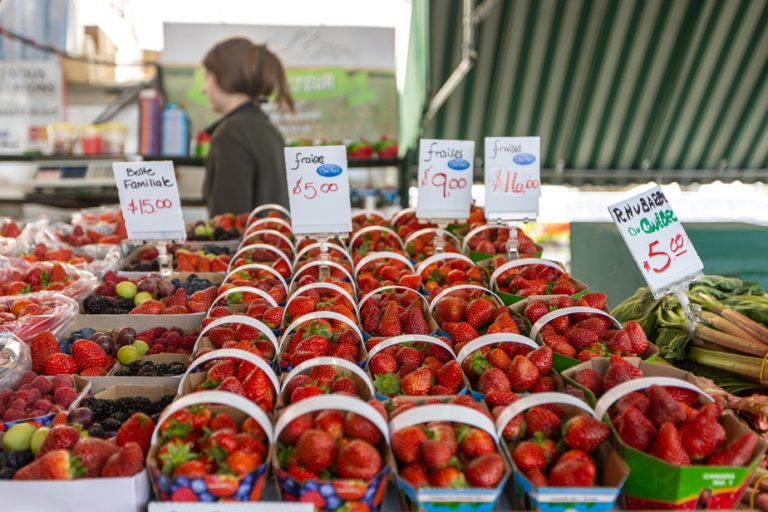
[608,185,703,297]
[112,161,186,241]
[149,502,312,512]
[285,145,352,235]
[484,136,541,221]
[416,139,474,221]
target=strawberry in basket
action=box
[216,282,286,308]
[192,357,276,412]
[496,404,610,488]
[0,297,58,327]
[199,324,277,360]
[205,299,277,327]
[405,232,462,262]
[349,230,402,258]
[522,294,650,360]
[392,211,434,240]
[466,226,538,258]
[420,259,485,297]
[283,365,368,405]
[491,258,581,297]
[21,243,95,266]
[356,259,421,294]
[462,344,556,404]
[0,219,21,238]
[358,289,433,337]
[366,336,462,396]
[1,263,77,295]
[231,251,291,280]
[433,289,521,346]
[283,287,357,327]
[280,318,363,369]
[352,212,388,231]
[569,355,647,399]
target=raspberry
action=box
[31,376,53,395]
[54,387,77,407]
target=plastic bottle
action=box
[161,104,190,157]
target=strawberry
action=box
[30,332,60,373]
[573,368,602,396]
[331,342,358,362]
[331,377,357,395]
[465,453,504,488]
[243,369,275,411]
[624,320,649,355]
[602,355,643,390]
[344,412,382,445]
[579,292,607,310]
[430,466,468,488]
[309,365,336,386]
[162,305,190,315]
[391,426,427,464]
[478,367,511,395]
[71,339,109,371]
[532,376,556,392]
[296,429,336,472]
[512,441,546,471]
[527,346,552,375]
[679,411,726,460]
[39,425,80,456]
[400,463,429,487]
[650,422,690,466]
[378,301,402,336]
[452,322,480,343]
[549,455,596,486]
[665,387,700,406]
[116,412,155,454]
[487,348,511,370]
[14,449,85,480]
[434,296,466,323]
[485,390,518,408]
[460,427,495,458]
[614,392,650,416]
[129,299,164,314]
[43,353,77,375]
[336,439,382,480]
[190,286,218,305]
[401,368,432,395]
[606,329,632,354]
[614,406,657,451]
[399,274,422,290]
[574,317,610,337]
[369,353,397,375]
[290,384,323,403]
[525,468,548,486]
[566,328,598,351]
[72,437,118,477]
[707,432,758,466]
[524,407,560,437]
[396,346,423,368]
[287,296,315,319]
[465,298,494,328]
[435,361,463,392]
[648,385,686,426]
[420,439,452,470]
[166,288,187,307]
[563,415,610,452]
[507,355,539,392]
[403,307,430,335]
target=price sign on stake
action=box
[112,161,185,240]
[285,145,351,235]
[608,185,703,297]
[416,139,474,221]
[484,136,541,221]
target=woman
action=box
[201,37,293,216]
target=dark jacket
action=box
[203,102,289,216]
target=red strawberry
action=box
[563,415,610,452]
[403,307,430,335]
[650,422,690,466]
[30,332,60,373]
[525,468,548,486]
[166,288,187,307]
[396,346,423,368]
[460,427,495,458]
[484,390,518,408]
[71,339,109,371]
[309,365,336,386]
[400,463,429,487]
[624,320,649,354]
[648,385,686,426]
[452,322,480,343]
[420,439,452,470]
[315,410,344,440]
[579,292,607,310]
[369,353,397,376]
[614,391,650,416]
[512,441,546,471]
[465,453,504,488]
[435,361,463,392]
[287,296,315,319]
[507,355,539,392]
[336,439,382,480]
[262,306,283,329]
[72,437,118,477]
[707,432,758,466]
[243,369,275,411]
[189,286,218,305]
[278,413,314,445]
[487,348,511,371]
[527,346,552,375]
[331,377,357,395]
[679,410,726,460]
[378,301,402,336]
[614,406,657,451]
[401,368,432,395]
[665,387,700,406]
[478,367,511,395]
[532,376,556,393]
[566,328,599,351]
[161,305,189,315]
[602,355,643,390]
[574,317,610,337]
[43,353,77,375]
[296,429,336,472]
[549,455,596,486]
[606,329,632,354]
[573,368,602,396]
[430,466,467,488]
[39,425,80,456]
[434,296,466,323]
[524,407,560,437]
[344,412,382,445]
[523,300,549,324]
[391,426,427,464]
[129,299,164,314]
[116,412,155,454]
[465,298,494,328]
[14,449,85,480]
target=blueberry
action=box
[325,496,342,510]
[190,478,206,493]
[81,328,96,338]
[320,483,335,497]
[305,480,319,492]
[198,492,215,502]
[235,484,250,500]
[175,476,190,487]
[156,473,171,492]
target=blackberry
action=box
[84,295,112,314]
[114,298,136,312]
[116,396,153,414]
[82,397,114,420]
[88,423,105,438]
[7,450,33,469]
[152,394,176,414]
[214,226,226,239]
[102,418,121,432]
[109,411,129,423]
[0,467,15,480]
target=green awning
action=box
[401,0,768,184]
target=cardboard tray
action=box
[71,312,205,333]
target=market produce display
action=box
[0,203,766,512]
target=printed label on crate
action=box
[113,160,186,240]
[484,136,541,221]
[608,185,703,297]
[284,145,352,235]
[416,139,474,221]
[149,502,313,512]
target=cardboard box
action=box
[76,353,189,394]
[72,312,205,333]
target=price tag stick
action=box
[506,221,519,260]
[155,241,173,279]
[433,220,449,254]
[318,235,331,280]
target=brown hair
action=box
[203,37,295,113]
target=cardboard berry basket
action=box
[283,282,359,329]
[482,258,588,305]
[192,314,279,362]
[293,241,353,270]
[78,353,190,394]
[509,298,659,371]
[278,311,367,373]
[290,259,357,296]
[272,394,392,511]
[594,376,768,509]
[364,334,469,400]
[414,252,484,292]
[147,390,274,502]
[118,245,232,277]
[276,356,376,409]
[223,263,289,294]
[176,348,280,412]
[494,392,629,512]
[228,243,293,273]
[390,402,512,512]
[347,225,405,253]
[460,223,544,263]
[207,285,281,319]
[404,227,463,263]
[354,250,415,277]
[560,356,688,407]
[357,284,438,339]
[455,332,551,400]
[428,284,506,339]
[240,229,296,259]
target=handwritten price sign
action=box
[112,161,185,240]
[484,136,541,221]
[284,145,351,235]
[608,185,703,297]
[416,139,474,221]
